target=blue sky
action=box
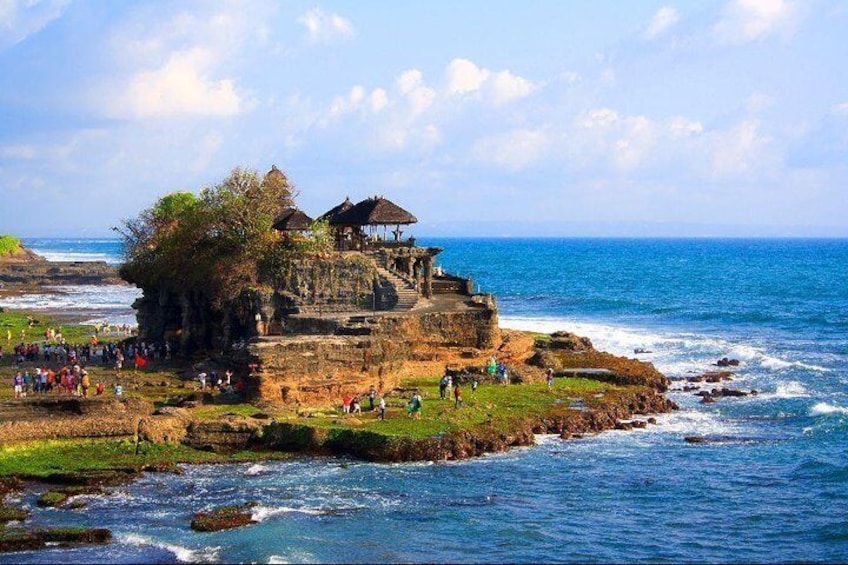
[0,0,846,236]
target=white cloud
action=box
[713,0,798,44]
[369,88,388,113]
[111,47,243,119]
[445,58,538,106]
[297,8,354,43]
[644,6,680,40]
[669,117,704,137]
[326,85,389,119]
[473,129,548,171]
[710,119,769,175]
[446,58,489,94]
[580,108,620,129]
[487,69,537,106]
[0,0,69,48]
[833,102,848,116]
[396,69,436,116]
[0,144,38,160]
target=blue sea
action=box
[3,238,847,563]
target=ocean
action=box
[2,237,847,563]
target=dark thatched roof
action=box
[331,196,418,226]
[317,197,354,223]
[272,207,313,231]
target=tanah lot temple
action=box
[133,165,500,404]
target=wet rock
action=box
[614,421,634,431]
[0,528,111,553]
[716,357,740,367]
[684,436,708,443]
[37,486,103,508]
[704,371,734,383]
[191,503,258,532]
[700,396,714,404]
[0,505,29,524]
[647,417,657,425]
[632,420,647,429]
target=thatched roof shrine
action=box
[332,196,418,226]
[272,207,313,231]
[264,164,287,184]
[317,197,354,223]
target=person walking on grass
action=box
[546,368,555,390]
[407,391,422,419]
[368,385,377,411]
[378,396,386,421]
[439,374,448,400]
[454,384,463,409]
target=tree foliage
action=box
[119,166,299,308]
[0,235,22,256]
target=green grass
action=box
[0,235,21,256]
[0,309,121,347]
[0,439,289,479]
[303,377,613,441]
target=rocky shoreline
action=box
[0,261,122,298]
[260,387,676,462]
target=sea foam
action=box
[810,403,848,416]
[121,533,220,563]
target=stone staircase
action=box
[375,267,419,311]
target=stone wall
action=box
[272,253,378,309]
[247,301,499,405]
[249,335,411,405]
[133,253,381,353]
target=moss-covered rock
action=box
[0,527,111,553]
[0,505,28,524]
[37,486,104,508]
[191,503,257,532]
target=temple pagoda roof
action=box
[272,207,313,231]
[331,196,417,226]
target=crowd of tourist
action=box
[2,323,179,399]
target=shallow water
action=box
[2,238,847,563]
